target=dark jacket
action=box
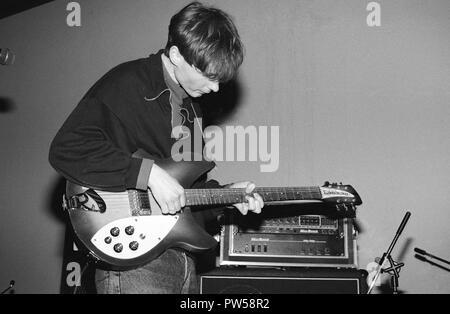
[50,50,219,190]
[49,50,223,224]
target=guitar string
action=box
[96,187,322,195]
[95,190,322,199]
[96,189,323,198]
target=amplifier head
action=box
[219,205,358,268]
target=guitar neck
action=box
[184,187,322,206]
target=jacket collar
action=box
[144,49,171,100]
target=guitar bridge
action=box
[128,190,152,216]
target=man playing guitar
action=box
[49,2,263,294]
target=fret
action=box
[272,190,281,201]
[207,189,213,205]
[286,188,296,200]
[192,190,200,206]
[213,190,222,205]
[254,187,322,202]
[295,188,305,200]
[205,190,212,205]
[194,190,201,205]
[279,188,288,201]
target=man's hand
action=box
[148,164,186,215]
[229,181,264,215]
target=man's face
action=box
[173,53,220,98]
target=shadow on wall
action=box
[0,97,16,113]
[45,175,68,224]
[397,237,414,261]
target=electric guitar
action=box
[64,157,362,270]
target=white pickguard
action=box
[91,215,178,260]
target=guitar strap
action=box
[62,189,106,213]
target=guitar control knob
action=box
[125,226,135,235]
[113,243,123,253]
[129,241,139,251]
[104,236,112,244]
[110,227,120,237]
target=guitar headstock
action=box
[319,182,362,217]
[320,181,362,206]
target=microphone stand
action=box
[414,248,450,272]
[367,211,411,294]
[415,248,450,265]
[1,280,15,294]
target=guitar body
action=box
[66,158,217,270]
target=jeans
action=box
[95,249,198,294]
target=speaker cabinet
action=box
[200,267,368,294]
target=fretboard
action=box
[183,187,322,206]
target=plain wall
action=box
[0,0,448,293]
